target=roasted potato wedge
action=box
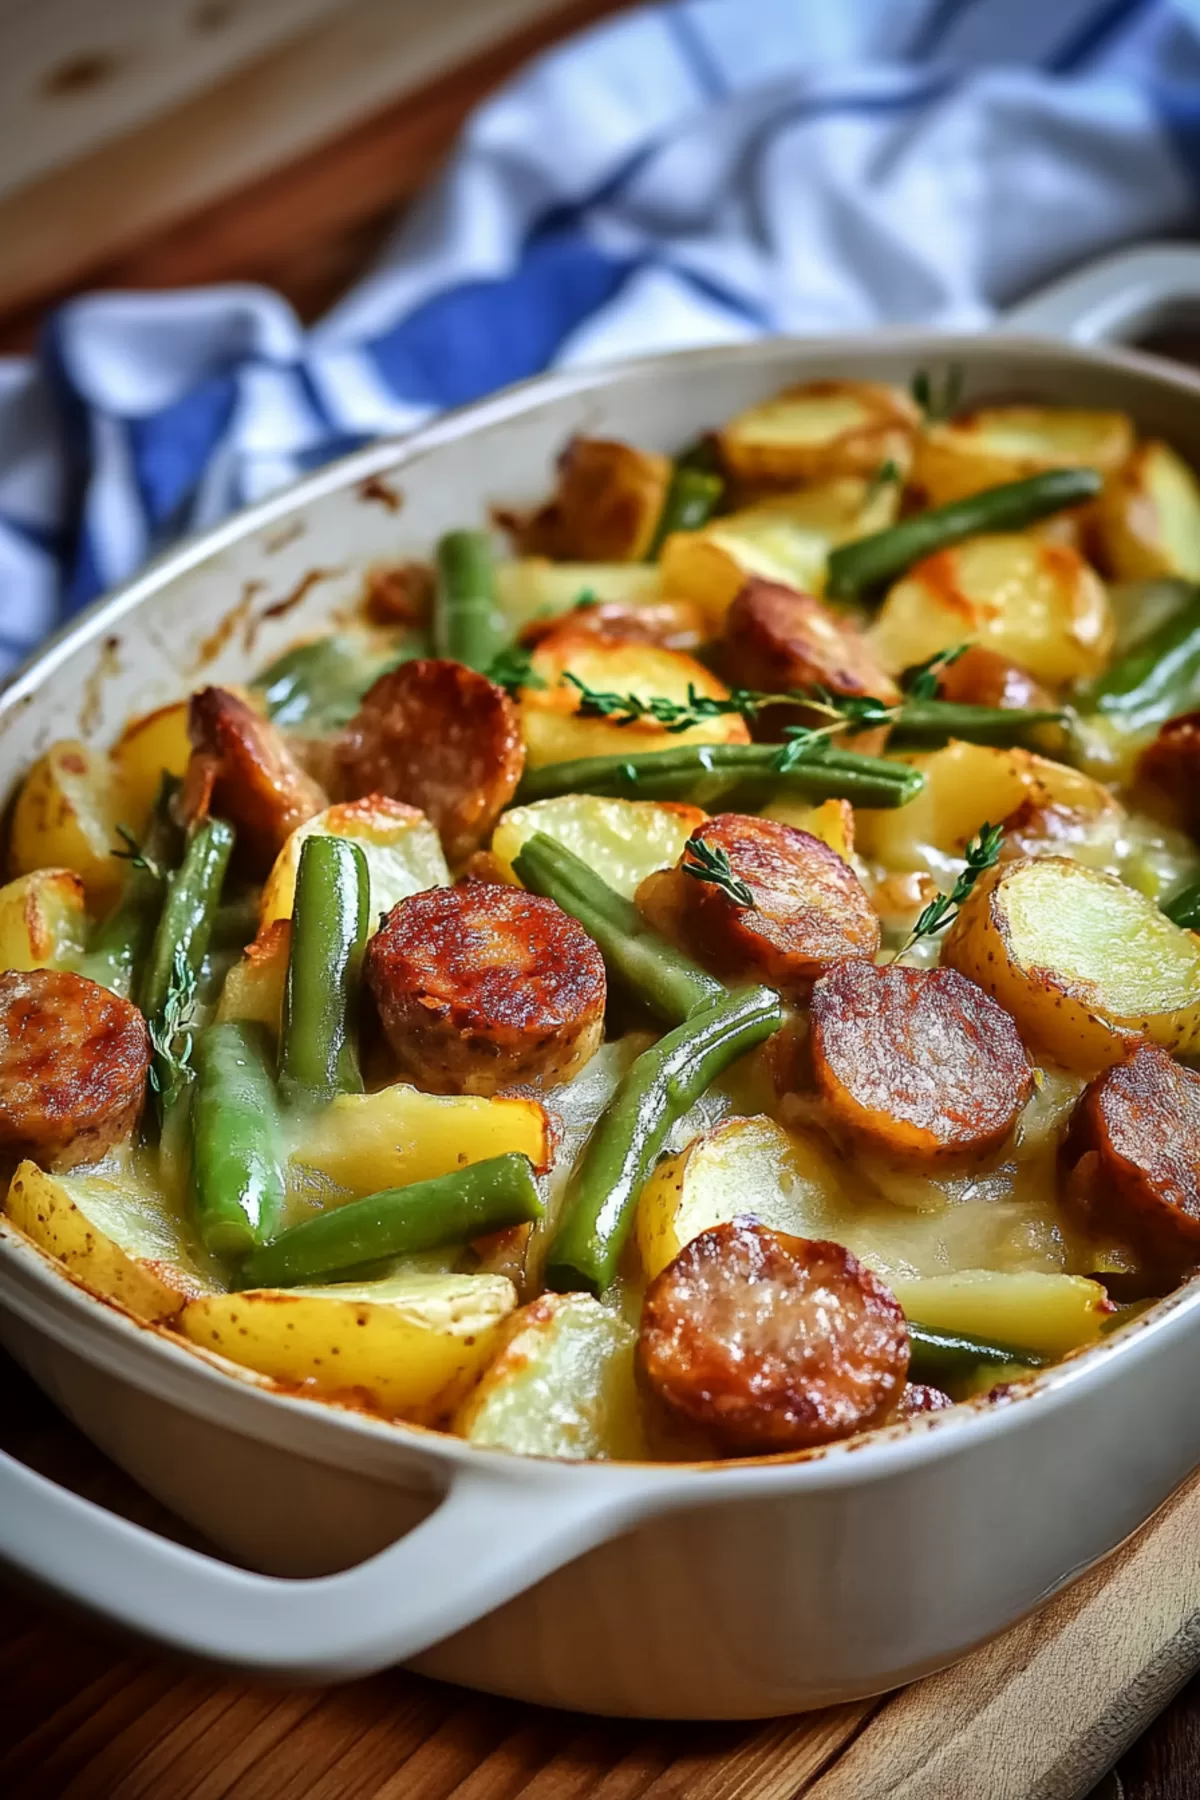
[179,1271,517,1420]
[718,380,919,489]
[890,1271,1109,1359]
[943,855,1200,1073]
[1093,440,1200,582]
[491,794,706,899]
[636,1114,848,1282]
[495,559,662,632]
[216,919,290,1037]
[870,534,1114,687]
[912,405,1133,507]
[109,700,192,833]
[518,632,748,768]
[508,438,671,562]
[259,796,450,931]
[453,1292,643,1459]
[4,1161,211,1323]
[9,740,123,907]
[0,869,88,971]
[288,1085,551,1195]
[659,476,899,619]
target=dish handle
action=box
[0,1444,640,1681]
[1002,242,1200,344]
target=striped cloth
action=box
[1,0,1199,675]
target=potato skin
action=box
[0,970,150,1170]
[366,883,606,1095]
[186,686,326,875]
[641,814,879,997]
[506,436,671,562]
[911,406,1133,508]
[1064,1044,1200,1268]
[338,659,525,864]
[1136,711,1200,837]
[519,597,707,654]
[638,1220,910,1453]
[810,961,1033,1164]
[934,644,1054,713]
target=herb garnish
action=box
[901,643,969,701]
[485,645,546,693]
[680,838,757,909]
[891,823,1003,960]
[112,824,165,883]
[865,457,903,504]
[148,944,198,1099]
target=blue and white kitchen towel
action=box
[2,0,1200,672]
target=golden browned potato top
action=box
[644,814,880,997]
[519,596,707,654]
[0,969,150,1171]
[638,1220,910,1453]
[1065,1044,1200,1269]
[185,686,326,875]
[723,577,900,705]
[338,659,525,865]
[810,961,1033,1163]
[366,882,606,1096]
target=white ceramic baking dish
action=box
[2,246,1200,1720]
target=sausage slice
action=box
[1064,1043,1200,1266]
[186,686,326,875]
[366,883,605,1095]
[519,597,707,654]
[638,814,879,997]
[934,645,1054,712]
[0,970,150,1170]
[811,961,1032,1163]
[638,1220,910,1454]
[723,578,900,706]
[338,659,525,865]
[1136,711,1200,837]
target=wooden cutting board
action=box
[1,1353,1198,1800]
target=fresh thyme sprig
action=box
[573,587,599,609]
[910,364,965,425]
[564,673,898,741]
[680,838,757,909]
[865,457,903,504]
[901,642,969,701]
[112,823,165,883]
[891,822,1004,961]
[485,644,545,693]
[148,944,198,1099]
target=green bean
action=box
[236,1153,543,1289]
[825,468,1103,599]
[513,832,722,1024]
[434,529,508,671]
[278,835,369,1105]
[890,698,1066,748]
[208,893,262,955]
[1164,875,1200,930]
[189,1021,286,1260]
[907,1321,1049,1389]
[516,742,923,809]
[646,467,723,559]
[255,635,410,731]
[545,985,781,1296]
[77,776,181,997]
[1075,585,1200,733]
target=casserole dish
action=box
[2,246,1200,1718]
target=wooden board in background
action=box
[0,1350,1198,1800]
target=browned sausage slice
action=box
[638,1220,910,1453]
[0,970,150,1170]
[1064,1043,1200,1266]
[366,883,606,1096]
[934,645,1055,712]
[502,436,671,561]
[519,596,707,653]
[723,578,900,707]
[1136,710,1200,837]
[638,814,879,998]
[810,961,1032,1163]
[186,686,326,875]
[338,659,525,865]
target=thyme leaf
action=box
[148,945,198,1098]
[902,642,970,702]
[112,824,165,883]
[485,644,545,693]
[680,838,756,909]
[892,822,1004,960]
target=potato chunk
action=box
[933,644,1055,713]
[180,1271,517,1421]
[810,961,1033,1163]
[109,700,192,833]
[659,477,899,619]
[522,596,706,654]
[718,380,919,488]
[10,740,123,907]
[942,855,1200,1073]
[1093,440,1200,582]
[870,535,1114,687]
[491,794,705,899]
[5,1161,210,1323]
[507,437,671,562]
[289,1085,551,1195]
[495,559,661,632]
[259,796,450,931]
[518,631,748,769]
[216,918,289,1038]
[0,870,88,972]
[889,1270,1109,1358]
[911,405,1133,507]
[454,1292,643,1459]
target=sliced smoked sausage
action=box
[186,686,326,874]
[637,813,879,998]
[0,969,150,1170]
[638,1220,910,1454]
[366,882,606,1096]
[338,659,525,865]
[811,961,1032,1163]
[1064,1043,1200,1267]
